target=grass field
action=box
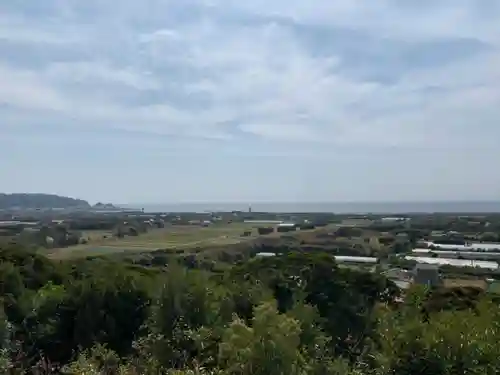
[443,278,488,290]
[48,223,265,259]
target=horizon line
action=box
[121,200,500,205]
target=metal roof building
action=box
[413,263,441,287]
[277,222,298,227]
[255,252,278,257]
[334,256,378,264]
[405,256,499,270]
[413,248,500,260]
[425,241,500,252]
[244,220,283,224]
[253,253,378,264]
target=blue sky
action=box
[1,0,499,204]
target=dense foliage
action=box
[1,243,500,374]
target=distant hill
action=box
[0,193,90,210]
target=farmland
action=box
[47,223,267,259]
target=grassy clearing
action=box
[443,278,488,290]
[81,230,114,241]
[48,223,263,259]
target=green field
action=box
[48,223,264,259]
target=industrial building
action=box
[405,256,499,270]
[412,264,442,287]
[413,248,500,260]
[424,241,500,252]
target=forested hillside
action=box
[0,193,90,209]
[1,243,499,374]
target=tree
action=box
[22,268,150,364]
[142,264,233,369]
[218,301,305,375]
[0,306,12,372]
[231,252,399,358]
[3,239,500,374]
[480,232,499,242]
[393,241,411,254]
[373,297,500,374]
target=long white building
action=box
[413,248,500,260]
[405,256,498,270]
[424,241,500,252]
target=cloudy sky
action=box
[1,1,499,204]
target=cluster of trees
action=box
[409,214,500,237]
[257,227,274,235]
[1,244,500,374]
[362,216,500,245]
[66,216,164,232]
[14,225,84,249]
[67,219,120,231]
[479,232,500,242]
[114,219,165,239]
[6,217,166,250]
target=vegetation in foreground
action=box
[1,243,500,374]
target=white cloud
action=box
[0,13,85,44]
[138,29,181,43]
[0,0,499,150]
[0,65,67,111]
[0,26,75,44]
[239,123,323,143]
[46,62,160,90]
[222,0,500,44]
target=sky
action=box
[1,0,499,204]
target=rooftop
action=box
[277,222,297,227]
[244,220,283,224]
[0,220,39,228]
[334,256,378,263]
[255,252,277,257]
[413,249,500,257]
[415,263,440,270]
[425,241,500,252]
[253,253,378,264]
[405,256,499,270]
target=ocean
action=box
[121,201,500,214]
